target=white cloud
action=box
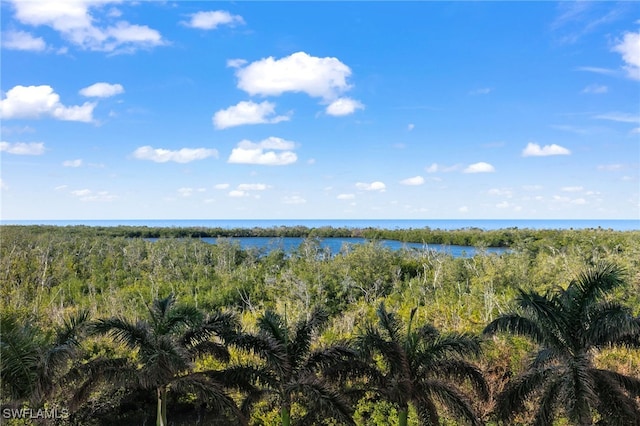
[214,183,230,190]
[458,206,469,213]
[576,66,618,76]
[9,0,165,53]
[496,201,510,209]
[523,185,543,191]
[337,193,355,200]
[597,164,625,171]
[213,101,290,129]
[70,189,117,202]
[79,82,124,98]
[0,179,8,190]
[522,142,571,157]
[2,30,46,51]
[63,159,83,167]
[229,190,248,198]
[356,181,386,191]
[283,195,306,205]
[488,188,513,197]
[400,176,425,186]
[613,31,640,80]
[553,195,587,205]
[407,124,415,131]
[237,183,269,191]
[228,137,297,166]
[463,162,495,173]
[227,58,247,68]
[469,87,493,95]
[234,51,353,100]
[594,112,640,124]
[132,146,219,163]
[0,85,95,122]
[183,10,244,30]
[0,141,45,155]
[581,84,608,94]
[561,186,584,192]
[325,97,364,116]
[426,163,461,173]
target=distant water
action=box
[2,219,638,230]
[192,237,508,257]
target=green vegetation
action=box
[1,225,639,425]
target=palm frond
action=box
[590,368,640,426]
[164,304,203,334]
[422,359,489,401]
[55,309,90,347]
[90,317,150,350]
[421,379,483,426]
[375,302,402,343]
[494,365,556,422]
[73,358,137,409]
[565,360,597,425]
[231,332,289,376]
[170,373,247,425]
[286,376,356,426]
[290,308,329,369]
[303,344,357,374]
[258,310,287,345]
[517,290,568,339]
[585,302,638,348]
[571,262,625,315]
[189,341,230,363]
[413,393,440,426]
[532,378,562,426]
[421,332,483,361]
[484,313,545,341]
[0,316,42,400]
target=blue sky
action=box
[1,1,638,220]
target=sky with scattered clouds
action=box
[1,1,638,220]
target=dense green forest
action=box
[1,225,639,425]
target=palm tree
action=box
[230,307,357,425]
[355,303,488,426]
[0,309,89,407]
[90,293,245,426]
[483,261,640,425]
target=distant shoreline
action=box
[1,219,638,231]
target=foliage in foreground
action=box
[1,225,639,424]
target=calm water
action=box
[3,219,638,230]
[147,236,508,258]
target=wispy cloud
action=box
[400,176,425,186]
[0,141,45,155]
[581,84,608,94]
[213,101,290,129]
[594,112,640,124]
[469,87,493,95]
[63,159,83,167]
[132,146,218,163]
[1,30,46,51]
